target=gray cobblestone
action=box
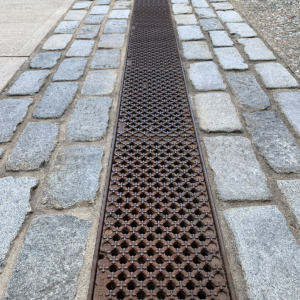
[77,25,100,39]
[200,18,224,30]
[204,136,270,200]
[0,177,38,272]
[55,21,80,34]
[66,97,112,141]
[226,22,257,37]
[244,111,300,173]
[53,58,87,81]
[0,149,3,158]
[211,2,233,10]
[2,215,90,299]
[104,20,127,33]
[209,30,233,46]
[210,0,226,2]
[109,10,130,18]
[30,52,61,69]
[172,0,188,3]
[98,34,125,48]
[85,15,104,25]
[42,34,73,50]
[214,47,248,70]
[7,70,50,95]
[174,14,198,25]
[72,1,92,9]
[96,0,111,4]
[64,10,87,21]
[43,145,103,208]
[182,41,212,60]
[66,40,94,57]
[191,0,209,7]
[173,4,192,14]
[217,10,243,22]
[91,49,120,69]
[91,5,109,14]
[6,123,58,171]
[33,82,78,118]
[177,25,204,40]
[0,99,33,142]
[195,8,216,18]
[113,1,131,9]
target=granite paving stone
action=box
[64,10,87,21]
[113,1,131,9]
[172,0,189,3]
[200,18,224,30]
[77,25,101,39]
[53,58,87,81]
[217,10,243,22]
[189,61,226,91]
[173,4,192,14]
[177,25,204,40]
[224,205,300,300]
[66,97,112,141]
[91,5,109,14]
[194,93,242,132]
[174,15,198,25]
[7,70,50,95]
[238,38,276,60]
[211,2,233,10]
[82,70,118,95]
[191,0,209,7]
[0,149,3,158]
[226,73,270,110]
[274,92,300,136]
[30,52,61,69]
[210,0,226,2]
[214,47,248,70]
[33,82,78,118]
[85,15,104,24]
[72,1,92,9]
[109,10,130,18]
[43,145,103,208]
[96,0,111,4]
[2,215,90,299]
[226,22,257,37]
[6,123,58,171]
[54,21,80,34]
[0,99,33,142]
[91,49,120,69]
[42,34,73,50]
[98,34,125,48]
[255,63,299,88]
[244,111,300,173]
[182,41,212,60]
[209,30,233,46]
[0,177,38,272]
[195,8,216,18]
[204,136,270,200]
[104,20,127,33]
[66,40,94,57]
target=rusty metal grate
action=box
[88,0,235,299]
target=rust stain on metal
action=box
[88,0,236,299]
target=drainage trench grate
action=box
[89,0,235,299]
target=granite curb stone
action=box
[53,58,87,81]
[42,34,73,50]
[214,47,248,70]
[30,52,61,69]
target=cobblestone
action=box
[77,25,101,39]
[209,0,226,2]
[211,2,233,10]
[33,82,78,118]
[226,22,257,37]
[2,215,90,299]
[191,0,209,7]
[0,177,38,272]
[6,123,58,171]
[174,14,198,25]
[42,34,73,50]
[30,52,61,69]
[177,25,204,40]
[64,10,87,21]
[189,61,226,91]
[182,41,212,60]
[66,97,112,141]
[217,10,243,23]
[53,58,87,81]
[104,20,127,33]
[91,49,120,69]
[199,18,224,31]
[113,1,131,9]
[244,111,300,173]
[214,47,248,70]
[224,205,300,300]
[55,21,80,34]
[96,0,111,4]
[109,10,130,18]
[226,73,270,110]
[209,30,233,46]
[82,70,118,95]
[72,1,92,9]
[204,136,270,200]
[172,4,192,14]
[7,70,50,95]
[43,145,103,208]
[195,8,216,18]
[0,149,3,158]
[85,15,104,25]
[255,63,299,89]
[66,40,94,57]
[172,0,189,3]
[91,5,109,14]
[98,33,125,48]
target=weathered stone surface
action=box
[204,136,270,200]
[98,34,125,48]
[0,177,38,272]
[64,10,87,20]
[274,92,300,136]
[91,5,109,14]
[255,63,299,88]
[43,146,103,208]
[226,73,270,110]
[172,0,189,3]
[30,52,61,69]
[42,34,73,50]
[72,1,92,9]
[0,149,3,158]
[238,38,276,60]
[177,25,204,40]
[214,47,248,70]
[209,0,226,2]
[2,215,90,299]
[7,70,49,95]
[191,0,209,7]
[33,82,78,118]
[96,0,111,4]
[174,14,198,25]
[173,4,192,14]
[224,205,300,300]
[189,61,226,91]
[209,30,233,46]
[244,111,300,173]
[66,40,94,57]
[217,10,243,22]
[226,23,257,37]
[211,2,233,10]
[82,70,118,95]
[77,25,100,39]
[6,123,58,171]
[66,97,112,141]
[200,18,224,31]
[194,93,242,132]
[55,21,80,34]
[195,8,216,18]
[85,15,104,25]
[91,49,120,69]
[104,20,127,33]
[113,1,131,9]
[109,10,130,18]
[53,58,87,81]
[182,41,212,60]
[0,99,33,142]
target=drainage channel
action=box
[88,0,236,299]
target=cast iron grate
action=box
[90,0,234,299]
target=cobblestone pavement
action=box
[1,0,300,299]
